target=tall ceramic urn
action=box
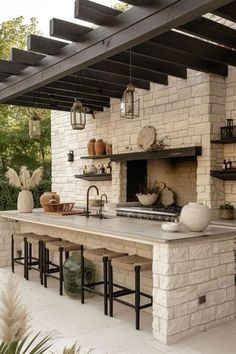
[180,202,211,232]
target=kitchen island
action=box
[0,209,235,344]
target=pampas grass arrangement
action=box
[0,276,93,354]
[5,166,43,190]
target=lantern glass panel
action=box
[29,113,41,139]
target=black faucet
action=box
[86,185,99,218]
[99,194,108,219]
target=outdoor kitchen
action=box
[0,0,236,351]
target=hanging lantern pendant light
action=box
[120,48,140,119]
[70,98,86,130]
[29,112,41,139]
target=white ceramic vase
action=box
[180,202,211,232]
[17,190,34,213]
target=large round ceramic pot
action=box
[40,192,60,212]
[136,193,158,206]
[180,202,211,232]
[17,190,34,213]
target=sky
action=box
[0,0,118,36]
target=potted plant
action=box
[136,182,159,206]
[219,202,234,220]
[5,166,43,213]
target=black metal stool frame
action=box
[43,244,83,296]
[108,260,153,330]
[81,251,129,316]
[11,233,28,278]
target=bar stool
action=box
[81,247,127,315]
[108,254,153,330]
[11,232,41,278]
[25,234,61,284]
[43,240,83,295]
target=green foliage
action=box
[0,332,52,354]
[0,179,51,211]
[219,202,234,210]
[0,17,51,182]
[138,182,159,194]
[113,3,130,11]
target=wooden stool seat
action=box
[43,240,83,295]
[111,255,152,272]
[46,240,82,252]
[84,247,126,262]
[81,247,127,316]
[27,234,58,244]
[108,254,153,330]
[11,232,43,278]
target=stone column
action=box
[152,236,235,344]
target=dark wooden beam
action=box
[61,74,126,92]
[151,30,236,67]
[213,1,236,22]
[29,88,110,104]
[132,42,228,76]
[90,60,168,85]
[27,34,68,55]
[74,0,121,26]
[0,60,26,74]
[0,0,233,102]
[22,91,110,107]
[78,68,151,90]
[10,48,45,66]
[50,18,92,42]
[109,51,187,79]
[47,80,123,99]
[9,97,104,112]
[6,100,71,112]
[0,73,11,81]
[179,17,236,49]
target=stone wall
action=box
[0,217,20,267]
[153,236,235,344]
[51,68,230,208]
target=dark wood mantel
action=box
[110,146,202,162]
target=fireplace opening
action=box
[126,160,147,202]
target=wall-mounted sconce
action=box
[68,150,74,162]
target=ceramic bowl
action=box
[161,222,179,232]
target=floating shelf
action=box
[110,146,202,162]
[74,173,112,181]
[80,155,111,159]
[210,170,236,181]
[211,138,236,144]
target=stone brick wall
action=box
[51,67,236,210]
[153,236,235,344]
[0,217,20,267]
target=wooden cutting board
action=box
[45,209,85,216]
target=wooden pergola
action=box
[0,0,235,113]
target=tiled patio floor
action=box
[0,266,236,354]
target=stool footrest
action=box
[83,286,104,297]
[113,289,135,298]
[45,267,60,274]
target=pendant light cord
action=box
[129,47,132,85]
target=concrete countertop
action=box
[211,219,236,228]
[0,210,236,245]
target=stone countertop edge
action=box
[0,210,235,246]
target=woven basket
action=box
[46,202,74,212]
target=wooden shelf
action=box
[80,155,111,159]
[74,173,112,181]
[210,170,236,180]
[110,146,202,162]
[211,138,236,144]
